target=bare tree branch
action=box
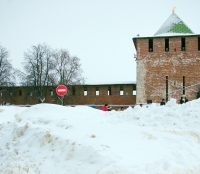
[21,44,54,102]
[20,44,85,103]
[52,49,85,85]
[0,45,16,86]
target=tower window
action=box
[149,39,153,52]
[198,37,200,51]
[165,38,169,52]
[181,38,185,51]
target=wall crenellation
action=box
[0,84,136,109]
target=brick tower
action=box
[133,12,200,104]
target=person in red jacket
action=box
[102,104,108,111]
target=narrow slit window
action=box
[198,37,200,51]
[133,90,136,95]
[181,38,185,51]
[149,39,153,52]
[165,38,169,52]
[183,76,185,95]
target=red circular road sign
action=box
[56,85,68,96]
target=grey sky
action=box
[0,0,199,83]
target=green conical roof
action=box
[154,13,194,36]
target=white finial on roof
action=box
[172,6,176,13]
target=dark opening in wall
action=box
[72,87,76,95]
[149,39,153,52]
[166,76,168,102]
[183,76,185,95]
[19,90,22,96]
[147,100,152,104]
[198,37,200,51]
[181,38,185,51]
[165,38,169,52]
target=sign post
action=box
[56,85,68,106]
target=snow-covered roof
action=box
[84,81,136,85]
[154,12,194,36]
[133,33,199,39]
[155,33,196,37]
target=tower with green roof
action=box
[132,11,200,105]
[154,12,194,36]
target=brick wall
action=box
[134,35,200,104]
[0,84,136,110]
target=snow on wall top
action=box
[154,13,194,36]
[84,81,136,85]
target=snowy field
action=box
[0,98,200,174]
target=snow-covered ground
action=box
[0,98,200,174]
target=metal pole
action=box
[61,96,64,106]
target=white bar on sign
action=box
[58,89,66,92]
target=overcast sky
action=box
[0,0,199,84]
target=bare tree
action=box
[21,44,54,103]
[52,49,85,86]
[21,44,85,104]
[0,45,16,86]
[50,49,85,106]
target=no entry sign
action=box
[56,85,68,96]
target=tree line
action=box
[0,43,85,103]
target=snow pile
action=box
[0,98,200,174]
